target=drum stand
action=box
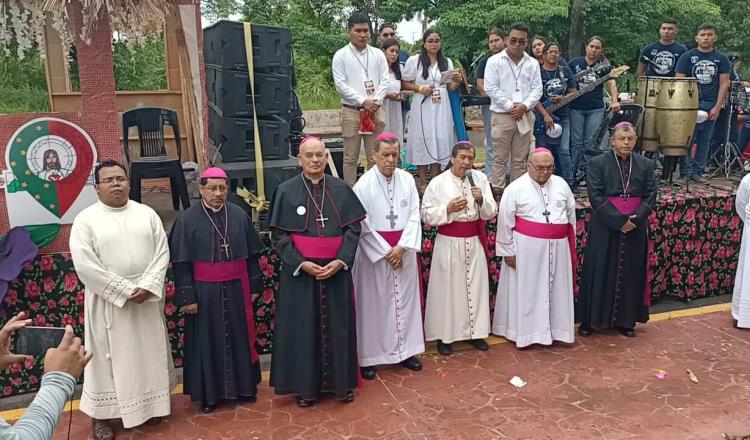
[709,98,745,180]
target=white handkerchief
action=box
[516,111,532,135]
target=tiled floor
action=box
[51,311,750,439]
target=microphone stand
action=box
[709,85,745,181]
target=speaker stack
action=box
[204,20,301,209]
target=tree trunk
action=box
[568,0,585,58]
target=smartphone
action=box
[13,326,66,356]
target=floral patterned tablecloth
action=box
[0,186,741,396]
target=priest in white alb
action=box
[353,133,424,379]
[421,141,497,356]
[733,173,750,329]
[70,161,174,440]
[493,148,576,347]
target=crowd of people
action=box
[2,14,750,440]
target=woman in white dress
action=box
[381,38,405,146]
[402,29,460,192]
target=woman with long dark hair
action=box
[402,29,460,191]
[381,38,405,147]
[568,36,620,181]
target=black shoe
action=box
[617,327,636,337]
[734,319,739,328]
[338,390,355,403]
[240,394,257,403]
[470,339,489,351]
[400,356,423,371]
[437,340,453,356]
[578,325,593,337]
[200,402,216,413]
[296,396,317,408]
[360,366,376,380]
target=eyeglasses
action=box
[381,32,395,37]
[508,38,528,46]
[100,176,128,184]
[529,163,555,172]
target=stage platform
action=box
[0,176,743,397]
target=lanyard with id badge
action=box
[430,66,441,103]
[350,46,375,98]
[350,46,376,133]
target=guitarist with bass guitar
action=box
[534,42,578,187]
[568,36,622,183]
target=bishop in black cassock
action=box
[269,137,366,407]
[577,123,657,337]
[169,167,262,413]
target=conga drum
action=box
[655,77,699,156]
[635,76,662,152]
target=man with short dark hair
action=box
[577,123,657,338]
[169,166,263,413]
[70,160,174,439]
[637,19,687,77]
[421,142,497,355]
[333,14,390,185]
[352,132,424,379]
[484,22,543,193]
[675,23,731,183]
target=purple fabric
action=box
[607,196,643,216]
[0,228,39,305]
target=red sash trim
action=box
[193,260,259,363]
[290,235,343,259]
[437,220,490,258]
[514,216,578,296]
[376,230,403,247]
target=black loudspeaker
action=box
[203,21,292,75]
[323,138,344,177]
[206,67,291,117]
[209,104,291,162]
[222,158,300,202]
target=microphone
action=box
[466,169,476,187]
[641,55,659,68]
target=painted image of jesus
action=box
[38,149,65,181]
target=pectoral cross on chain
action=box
[543,210,551,223]
[316,213,328,228]
[386,208,398,229]
[220,240,231,258]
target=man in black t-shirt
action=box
[637,19,687,78]
[675,23,731,183]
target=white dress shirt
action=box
[332,43,390,107]
[484,49,543,114]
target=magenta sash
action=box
[607,196,642,216]
[437,220,491,258]
[377,230,403,247]
[514,216,578,295]
[193,260,259,363]
[290,235,343,259]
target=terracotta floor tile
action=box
[42,311,750,439]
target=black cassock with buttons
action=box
[268,174,366,399]
[169,202,263,406]
[576,152,657,330]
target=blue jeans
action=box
[681,100,717,177]
[481,105,494,176]
[570,108,605,176]
[537,116,574,185]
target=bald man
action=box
[269,137,367,407]
[493,148,576,347]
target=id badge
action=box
[364,80,375,96]
[431,87,441,103]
